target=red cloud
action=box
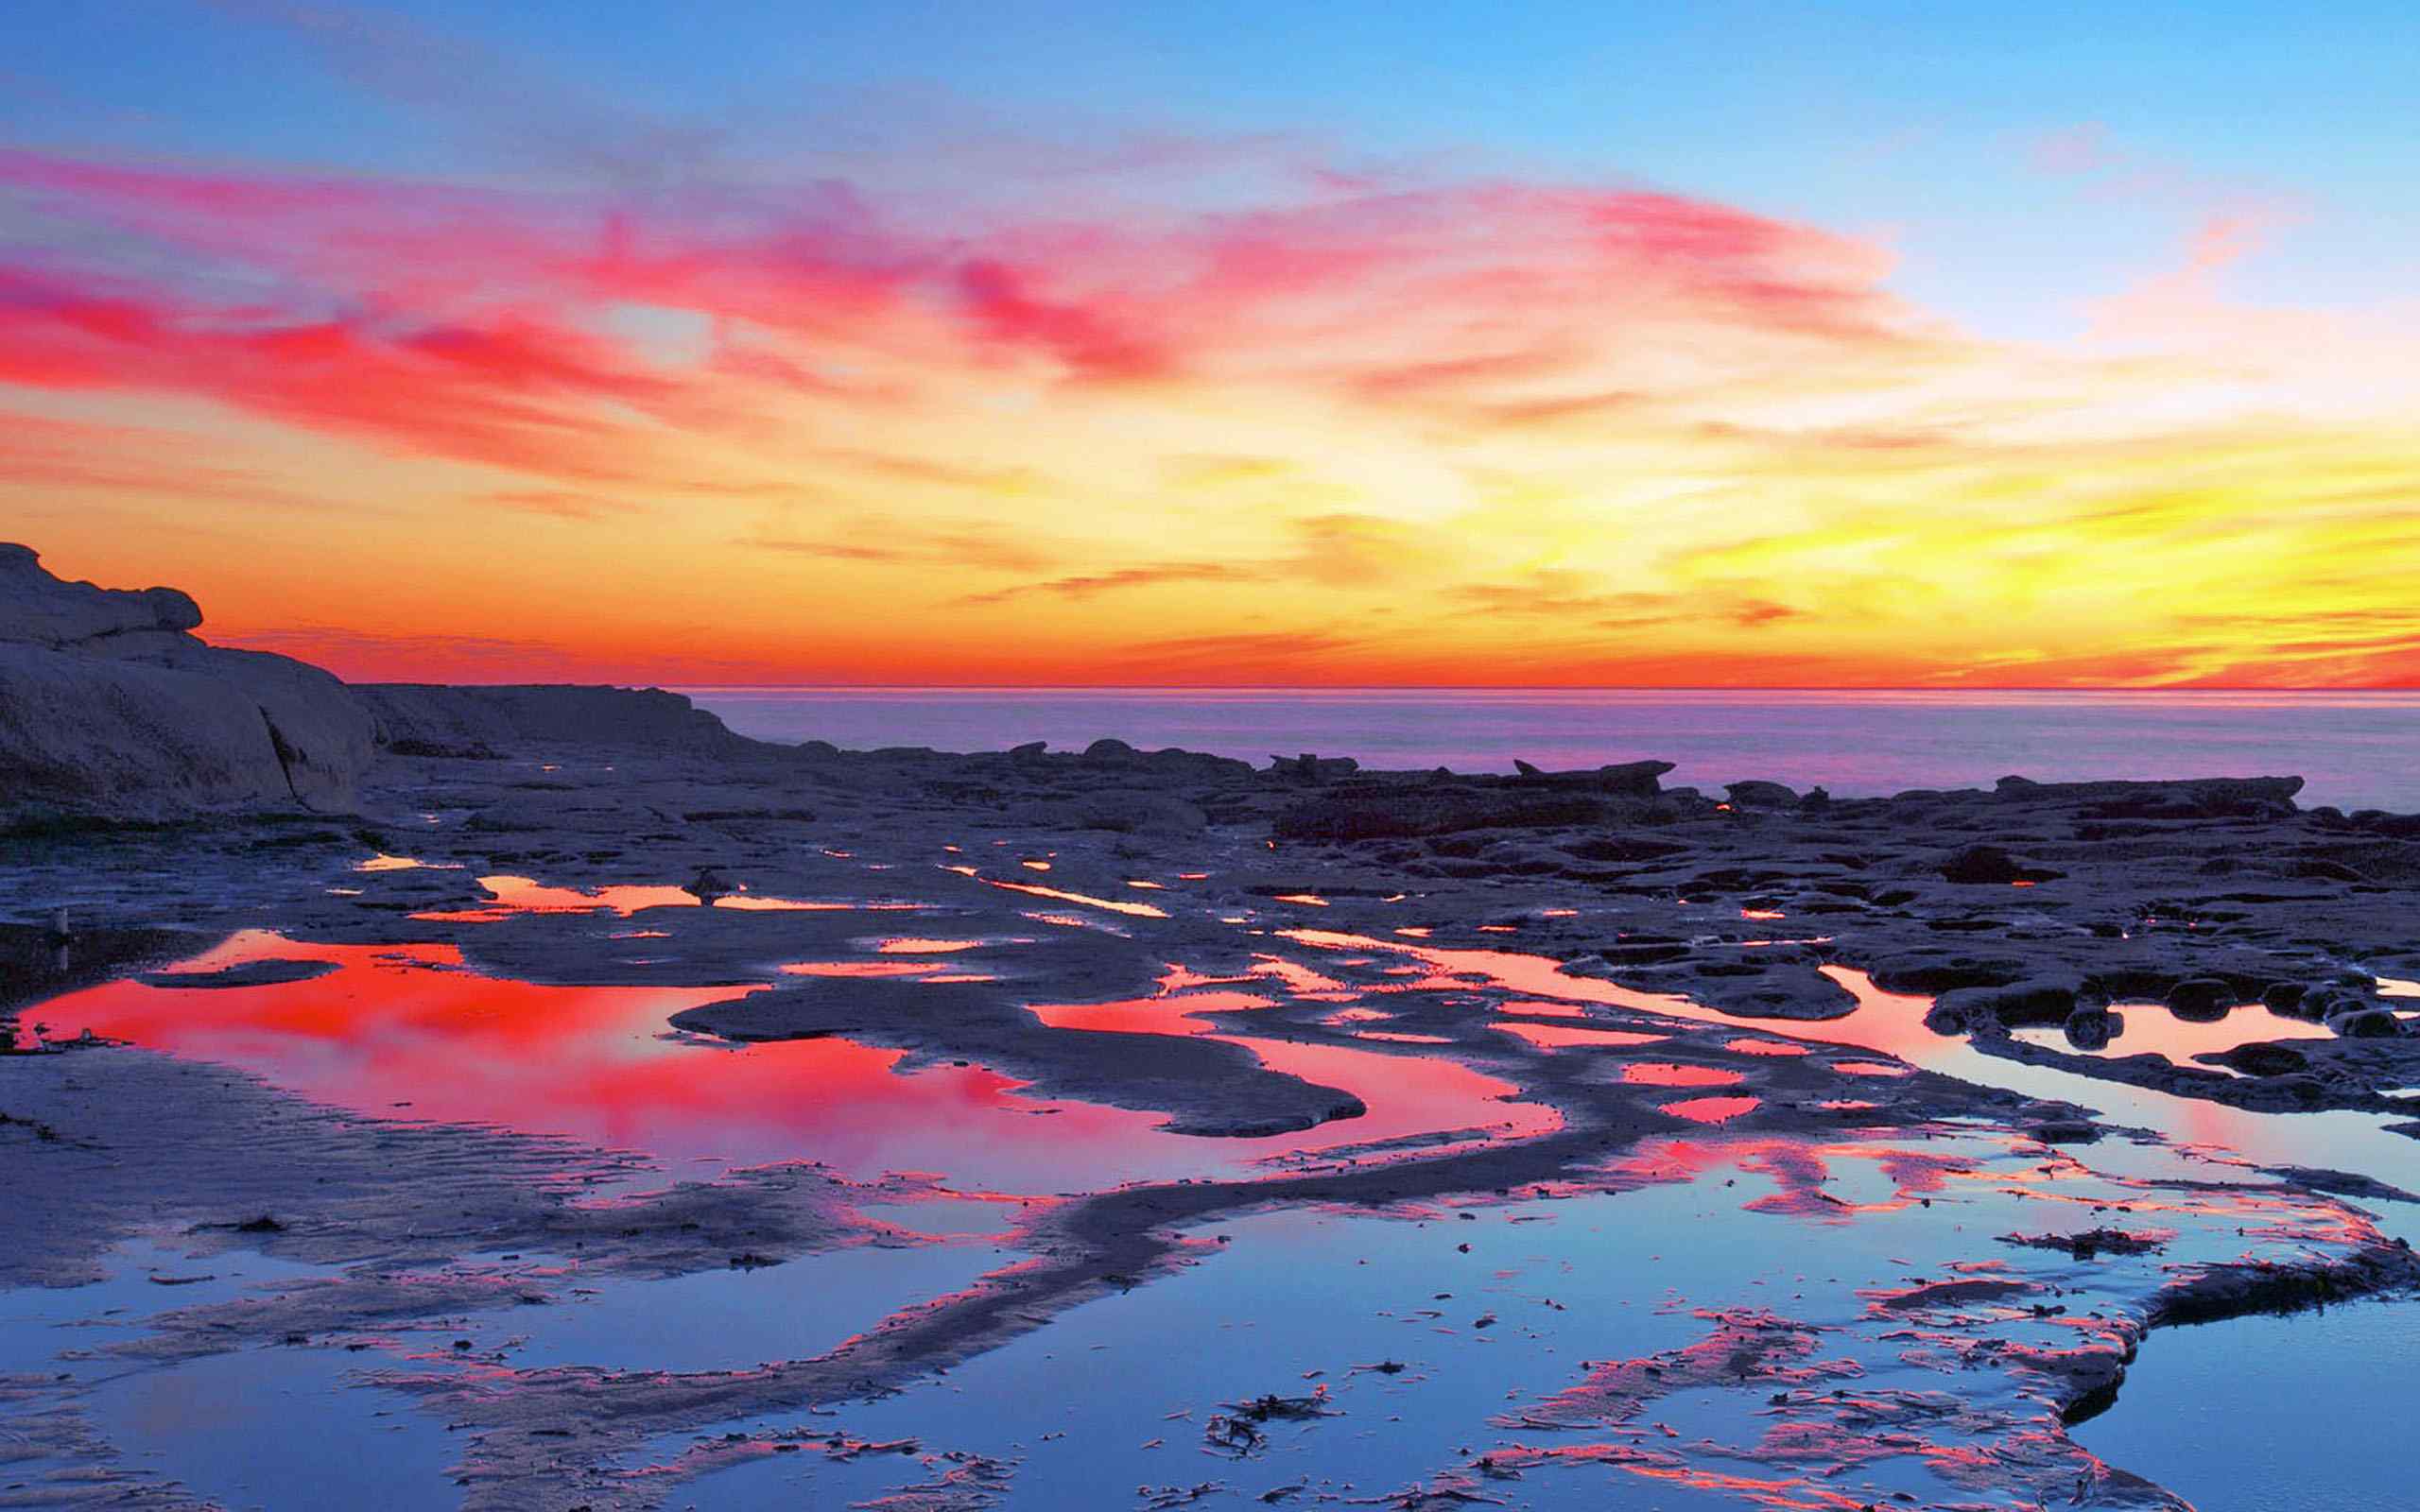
[953,258,1171,381]
[0,143,1916,478]
[0,266,679,476]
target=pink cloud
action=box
[0,265,683,476]
[0,139,1923,478]
[955,258,1171,381]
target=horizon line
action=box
[647,682,2420,696]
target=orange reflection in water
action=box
[1500,998,1587,1020]
[355,853,455,873]
[1225,1035,1559,1152]
[1276,932,1969,1071]
[1726,1039,1813,1057]
[1030,984,1560,1155]
[1620,1062,1747,1088]
[2014,1005,2331,1071]
[412,874,867,921]
[29,931,1183,1188]
[942,867,1171,919]
[1662,1095,1762,1125]
[1250,956,1354,999]
[1322,1006,1390,1025]
[1494,1022,1668,1051]
[1027,989,1275,1035]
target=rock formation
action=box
[0,544,373,821]
[0,544,786,824]
[354,682,751,757]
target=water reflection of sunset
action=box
[38,933,1180,1189]
[46,930,1565,1189]
[411,874,870,921]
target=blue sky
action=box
[9,1,2413,340]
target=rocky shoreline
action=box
[8,546,2420,1509]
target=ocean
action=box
[683,687,2420,815]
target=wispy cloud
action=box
[4,80,2416,686]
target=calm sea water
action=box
[683,688,2420,814]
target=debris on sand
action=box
[1998,1228,2170,1260]
[1203,1388,1340,1456]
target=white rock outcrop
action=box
[0,544,374,820]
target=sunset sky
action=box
[6,2,2417,686]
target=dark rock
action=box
[2260,982,2308,1014]
[1990,773,2306,820]
[2206,1042,2310,1076]
[2150,1243,2420,1327]
[2164,978,2237,1022]
[1723,781,1799,809]
[1931,980,2077,1031]
[1269,752,1358,782]
[2063,1004,2118,1051]
[140,959,342,990]
[1599,760,1675,797]
[2293,858,2372,883]
[359,684,747,756]
[2027,1120,2102,1144]
[1274,782,1625,841]
[1867,952,2029,993]
[2330,1006,2404,1039]
[385,737,504,760]
[1562,835,1690,863]
[2000,1227,2164,1259]
[2271,1167,2420,1203]
[1938,844,2064,885]
[1600,943,1693,966]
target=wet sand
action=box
[8,731,2420,1509]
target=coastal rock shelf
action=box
[8,553,2420,1509]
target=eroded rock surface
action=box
[9,577,2420,1506]
[0,544,373,819]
